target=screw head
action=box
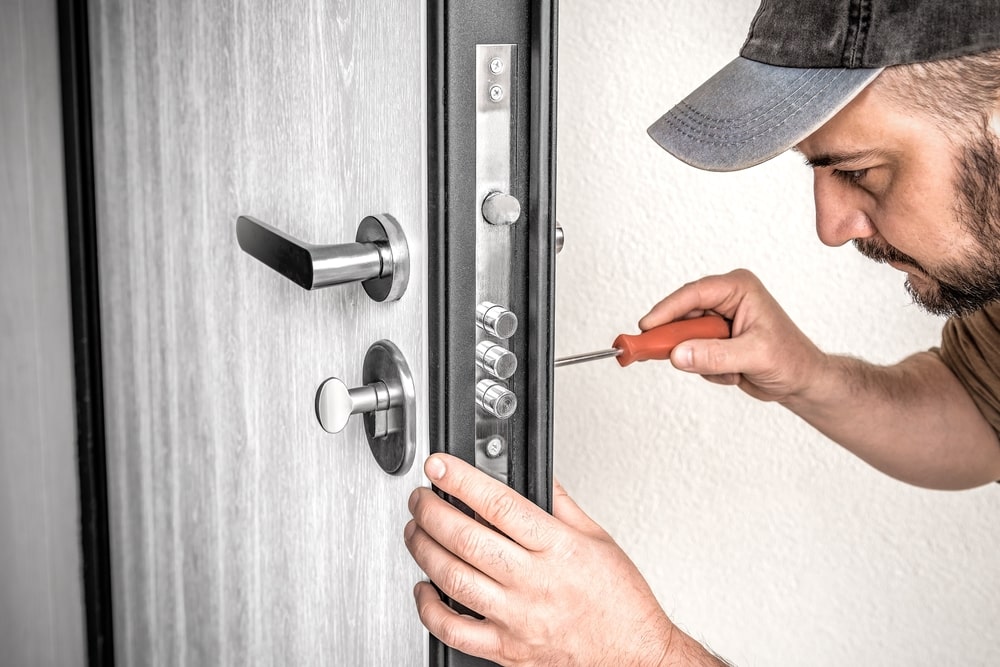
[485,436,506,459]
[489,85,504,102]
[489,58,505,74]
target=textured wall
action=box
[554,2,1000,664]
[0,0,86,664]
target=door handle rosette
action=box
[236,213,409,301]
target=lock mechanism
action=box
[315,340,416,475]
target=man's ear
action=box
[989,92,1000,138]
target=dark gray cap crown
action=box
[743,0,1000,68]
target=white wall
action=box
[554,2,1000,665]
[0,0,86,664]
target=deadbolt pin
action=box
[476,340,517,380]
[476,380,517,420]
[476,302,518,339]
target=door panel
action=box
[89,1,428,663]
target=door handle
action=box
[236,213,409,302]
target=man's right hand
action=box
[638,268,828,405]
[641,268,1000,489]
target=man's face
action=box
[796,81,1000,317]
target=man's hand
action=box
[638,268,826,404]
[642,268,1000,489]
[405,454,724,666]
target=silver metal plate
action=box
[475,44,517,481]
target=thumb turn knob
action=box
[315,378,395,436]
[314,340,416,475]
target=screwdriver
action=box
[554,315,732,368]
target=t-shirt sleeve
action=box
[936,301,1000,434]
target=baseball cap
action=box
[648,0,1000,172]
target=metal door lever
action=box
[236,214,409,301]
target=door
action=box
[79,0,557,665]
[88,1,429,664]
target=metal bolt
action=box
[489,85,504,102]
[485,436,506,459]
[489,58,505,74]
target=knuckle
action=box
[693,340,729,372]
[706,341,730,368]
[452,523,484,558]
[436,619,469,652]
[481,488,519,526]
[442,567,476,602]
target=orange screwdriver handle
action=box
[612,315,731,367]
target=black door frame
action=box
[428,1,557,663]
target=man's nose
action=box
[813,174,876,247]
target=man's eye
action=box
[831,168,869,184]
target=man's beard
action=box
[853,131,1000,318]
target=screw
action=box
[489,58,505,74]
[489,85,504,102]
[485,436,506,459]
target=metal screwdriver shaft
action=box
[553,348,623,368]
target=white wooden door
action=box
[89,1,429,663]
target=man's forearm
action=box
[781,351,1000,489]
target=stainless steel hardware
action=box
[476,302,518,339]
[483,435,506,459]
[476,340,517,380]
[476,380,516,420]
[314,340,416,475]
[475,43,518,479]
[236,214,409,302]
[482,192,521,226]
[555,223,565,254]
[475,434,508,485]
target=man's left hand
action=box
[405,453,687,666]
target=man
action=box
[405,1,1000,664]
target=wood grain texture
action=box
[0,0,87,664]
[88,1,429,664]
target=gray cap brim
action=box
[648,57,883,172]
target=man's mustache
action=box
[853,238,927,273]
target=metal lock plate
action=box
[474,44,518,483]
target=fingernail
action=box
[425,455,446,481]
[413,582,421,599]
[404,520,416,541]
[673,345,693,369]
[408,488,419,513]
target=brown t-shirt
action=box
[937,301,1000,433]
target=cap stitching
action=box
[841,0,861,67]
[673,69,842,133]
[677,69,830,131]
[656,69,852,146]
[847,0,872,68]
[856,0,873,68]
